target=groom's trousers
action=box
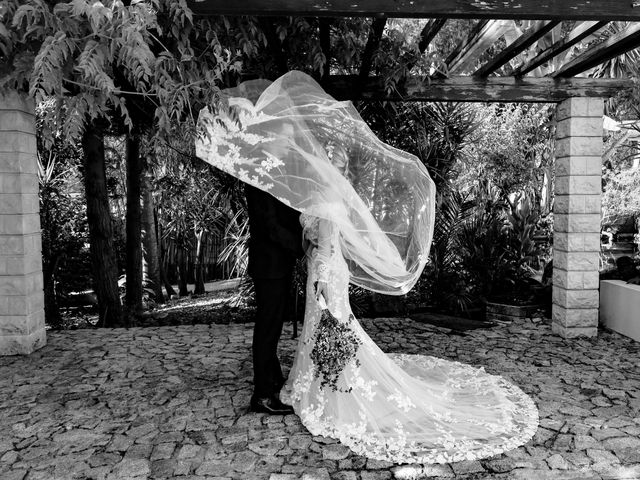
[252,275,292,397]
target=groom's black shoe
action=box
[273,377,285,392]
[250,395,294,415]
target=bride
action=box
[196,70,538,464]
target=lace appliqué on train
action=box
[282,213,539,465]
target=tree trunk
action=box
[177,246,189,296]
[141,162,164,304]
[125,133,143,313]
[40,186,62,326]
[82,125,123,327]
[194,229,206,295]
[43,255,61,327]
[160,259,177,298]
[157,222,177,298]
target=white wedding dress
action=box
[281,214,539,465]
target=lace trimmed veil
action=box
[195,71,436,295]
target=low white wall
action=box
[600,280,640,342]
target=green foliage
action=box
[456,198,511,304]
[505,192,544,269]
[416,184,547,315]
[351,100,479,315]
[458,103,554,201]
[284,17,333,75]
[38,150,90,292]
[461,189,546,306]
[419,190,476,314]
[3,7,570,318]
[149,132,248,287]
[602,137,640,225]
[218,211,249,278]
[36,103,92,326]
[360,101,478,193]
[404,102,479,192]
[589,22,640,80]
[603,77,640,227]
[0,2,485,146]
[2,0,241,142]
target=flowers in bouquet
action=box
[310,308,362,392]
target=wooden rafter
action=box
[445,20,490,73]
[326,75,629,102]
[418,18,447,55]
[473,20,560,77]
[359,17,387,82]
[553,23,640,77]
[187,0,640,21]
[402,18,447,73]
[514,21,608,76]
[446,20,522,75]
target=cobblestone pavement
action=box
[1,317,640,480]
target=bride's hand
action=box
[315,281,329,305]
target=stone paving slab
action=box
[1,317,640,480]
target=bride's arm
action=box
[314,218,333,304]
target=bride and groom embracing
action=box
[196,71,538,464]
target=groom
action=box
[245,184,303,415]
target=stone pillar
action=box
[552,97,603,338]
[0,91,46,355]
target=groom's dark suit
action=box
[245,185,303,400]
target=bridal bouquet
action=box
[310,304,362,392]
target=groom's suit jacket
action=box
[245,184,304,279]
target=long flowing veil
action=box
[195,71,436,295]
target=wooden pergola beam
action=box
[514,21,608,76]
[553,23,640,78]
[473,20,560,77]
[359,17,387,81]
[187,0,640,21]
[326,75,629,102]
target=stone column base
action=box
[0,328,46,355]
[552,322,597,338]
